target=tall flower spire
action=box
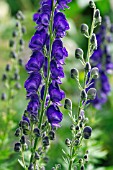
[14,0,72,169]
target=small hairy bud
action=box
[48,130,55,140]
[81,90,87,100]
[94,9,102,26]
[9,39,15,47]
[28,163,34,170]
[85,62,91,72]
[2,74,7,81]
[64,98,72,110]
[90,67,99,79]
[5,64,11,72]
[35,152,40,160]
[16,11,25,20]
[74,139,79,146]
[20,135,26,144]
[14,142,21,152]
[81,165,85,170]
[15,128,21,137]
[75,48,83,59]
[83,126,92,139]
[87,88,97,100]
[71,68,79,80]
[10,51,17,59]
[33,128,40,138]
[89,1,95,8]
[12,31,18,37]
[90,34,97,46]
[1,93,6,101]
[43,136,49,146]
[65,138,71,147]
[80,24,89,36]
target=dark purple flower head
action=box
[57,0,72,10]
[54,12,69,38]
[27,94,40,115]
[24,72,41,94]
[46,105,63,127]
[49,82,65,103]
[29,29,47,51]
[25,51,44,73]
[52,39,68,64]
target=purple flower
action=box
[54,12,69,38]
[52,39,68,64]
[29,29,47,51]
[25,51,44,73]
[27,94,40,115]
[57,0,72,10]
[49,82,65,103]
[24,72,41,94]
[50,60,64,81]
[46,105,63,127]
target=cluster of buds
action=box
[63,1,101,169]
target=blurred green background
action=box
[0,0,113,170]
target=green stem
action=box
[87,7,96,62]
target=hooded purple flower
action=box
[29,29,47,51]
[24,72,41,94]
[50,60,64,81]
[27,94,40,115]
[52,39,68,64]
[46,105,63,127]
[49,82,65,103]
[54,12,69,38]
[26,51,44,73]
[57,0,72,10]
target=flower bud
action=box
[85,62,91,72]
[20,135,26,144]
[65,138,71,147]
[64,98,72,110]
[81,165,85,170]
[87,88,97,100]
[89,1,95,8]
[74,139,79,146]
[19,39,24,46]
[9,40,15,47]
[23,128,29,135]
[2,74,7,81]
[30,114,38,124]
[80,24,89,36]
[71,68,79,80]
[16,11,25,20]
[21,26,26,34]
[43,136,49,146]
[12,31,18,37]
[110,24,113,33]
[18,58,23,66]
[35,152,40,160]
[90,34,97,48]
[90,67,99,79]
[15,128,21,137]
[1,93,6,101]
[48,130,55,140]
[33,128,40,138]
[75,48,83,59]
[70,124,75,130]
[10,51,17,59]
[5,64,11,72]
[94,9,102,26]
[14,142,21,152]
[28,163,34,170]
[75,125,80,131]
[83,126,92,139]
[81,90,87,100]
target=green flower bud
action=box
[87,88,97,100]
[71,68,79,79]
[89,1,95,8]
[80,24,89,36]
[65,138,71,147]
[64,98,72,110]
[75,48,83,59]
[81,90,87,100]
[85,62,91,72]
[90,67,99,79]
[90,34,97,50]
[94,9,102,26]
